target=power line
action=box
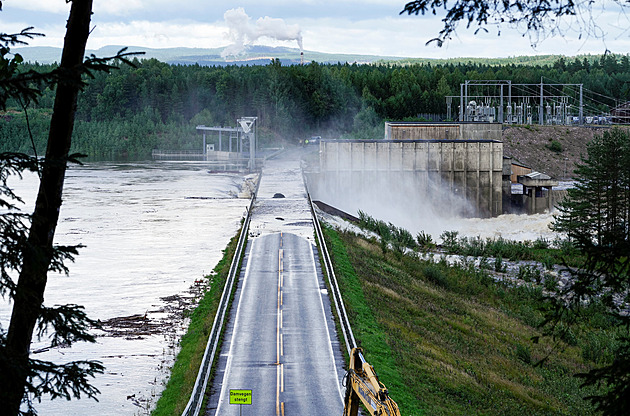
[450,79,616,125]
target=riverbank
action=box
[323,224,613,415]
[152,226,243,415]
[502,125,600,180]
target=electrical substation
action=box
[447,79,612,125]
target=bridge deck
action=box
[205,151,345,415]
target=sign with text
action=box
[229,389,252,405]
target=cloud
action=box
[6,1,630,58]
[5,0,70,14]
[299,13,630,59]
[5,0,145,15]
[94,0,145,16]
[89,20,226,49]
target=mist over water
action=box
[311,172,558,243]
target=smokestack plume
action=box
[221,7,303,59]
[301,51,304,65]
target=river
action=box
[1,161,251,415]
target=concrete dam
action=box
[306,139,504,220]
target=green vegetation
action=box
[438,230,583,268]
[323,225,422,415]
[323,225,615,415]
[152,229,242,416]
[547,140,563,153]
[357,210,583,268]
[382,54,581,67]
[3,53,630,158]
[357,210,418,254]
[549,127,630,414]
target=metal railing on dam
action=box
[181,184,258,416]
[180,165,356,416]
[307,191,357,357]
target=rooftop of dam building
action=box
[384,121,503,141]
[517,171,558,188]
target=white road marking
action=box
[214,237,257,415]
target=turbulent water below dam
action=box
[1,160,560,415]
[321,196,560,243]
[1,162,251,415]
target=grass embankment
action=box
[323,225,611,416]
[152,230,242,415]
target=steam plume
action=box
[221,7,303,58]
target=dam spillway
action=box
[306,139,504,219]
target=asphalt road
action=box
[207,154,345,416]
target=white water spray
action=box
[221,8,303,58]
[308,155,561,243]
[318,176,560,243]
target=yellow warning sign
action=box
[229,389,252,405]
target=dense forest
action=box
[2,54,630,159]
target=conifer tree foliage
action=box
[3,52,630,157]
[0,2,139,414]
[401,0,630,47]
[553,128,630,257]
[550,127,630,415]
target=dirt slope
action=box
[501,125,606,180]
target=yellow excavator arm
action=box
[343,347,401,416]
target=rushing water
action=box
[308,175,564,243]
[1,162,251,415]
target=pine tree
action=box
[550,127,630,415]
[0,2,140,413]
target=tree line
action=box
[2,54,630,158]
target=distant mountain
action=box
[14,45,405,66]
[14,44,598,67]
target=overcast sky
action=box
[3,0,630,59]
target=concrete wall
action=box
[310,139,503,218]
[510,188,567,214]
[460,123,503,140]
[385,122,503,141]
[206,150,241,160]
[518,188,556,214]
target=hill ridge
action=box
[14,45,618,67]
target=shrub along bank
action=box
[323,225,612,416]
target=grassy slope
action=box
[152,231,241,415]
[324,225,600,416]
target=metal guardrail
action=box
[181,178,259,416]
[307,192,357,356]
[181,172,351,415]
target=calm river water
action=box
[1,162,251,415]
